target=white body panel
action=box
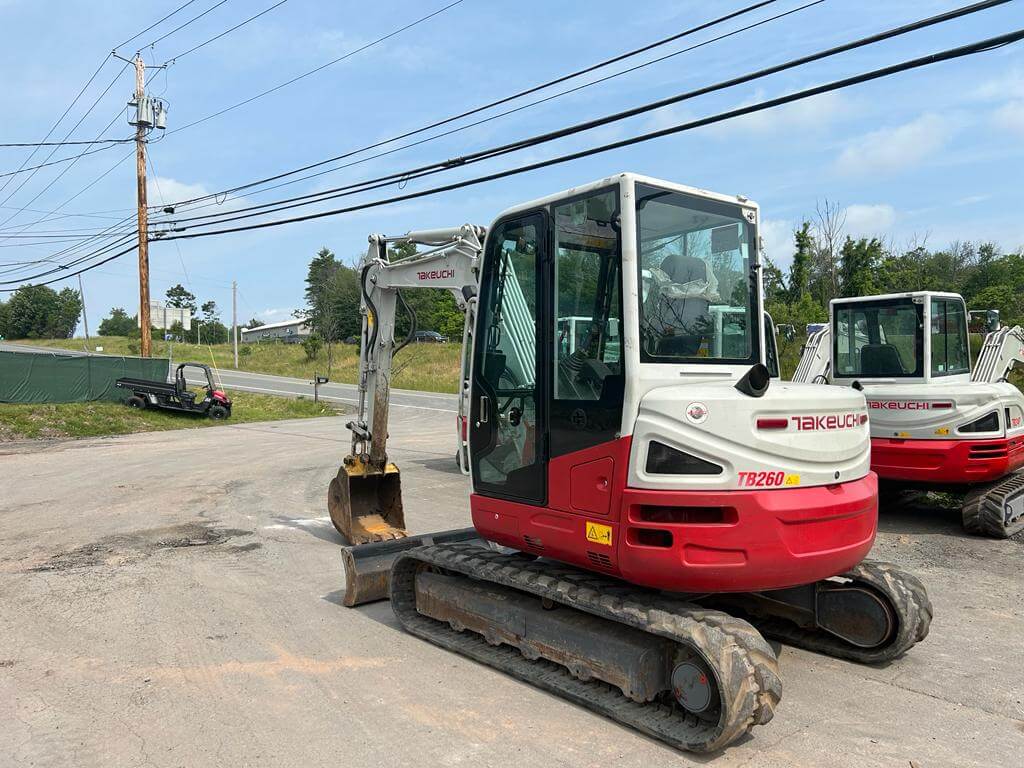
[863,381,1024,441]
[629,380,869,490]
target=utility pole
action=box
[232,280,238,368]
[77,273,90,340]
[134,53,151,358]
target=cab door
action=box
[469,212,547,504]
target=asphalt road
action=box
[0,341,459,413]
[1,407,1022,766]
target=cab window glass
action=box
[835,301,921,377]
[553,189,622,401]
[931,299,970,376]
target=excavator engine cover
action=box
[328,456,406,544]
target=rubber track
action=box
[390,543,781,753]
[962,471,1024,538]
[741,560,933,664]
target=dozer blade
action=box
[340,527,487,606]
[328,457,406,544]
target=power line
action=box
[113,0,204,51]
[156,0,1011,232]
[163,0,786,209]
[157,0,826,219]
[0,58,111,197]
[154,31,1024,243]
[165,0,468,136]
[165,0,290,62]
[0,61,131,219]
[0,0,204,188]
[9,24,1018,292]
[0,66,172,241]
[144,0,230,50]
[0,137,134,148]
[0,145,129,180]
[148,152,193,291]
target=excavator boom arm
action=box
[351,224,484,463]
[970,325,1024,384]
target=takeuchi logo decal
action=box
[790,413,866,431]
[417,268,456,281]
[868,400,934,410]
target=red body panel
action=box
[471,437,878,593]
[871,436,1024,485]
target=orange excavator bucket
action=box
[327,455,407,544]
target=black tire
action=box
[127,396,146,410]
[209,404,229,420]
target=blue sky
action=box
[0,0,1021,333]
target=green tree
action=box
[200,300,219,323]
[788,222,813,302]
[762,255,787,305]
[98,307,138,336]
[0,300,9,338]
[4,284,82,338]
[245,317,265,329]
[839,237,883,298]
[165,284,196,313]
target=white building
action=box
[240,318,311,343]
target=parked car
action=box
[413,330,447,343]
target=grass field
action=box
[0,390,337,442]
[17,337,465,394]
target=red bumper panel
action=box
[472,473,878,594]
[871,437,1024,485]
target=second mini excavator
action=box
[794,291,1024,537]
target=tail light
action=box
[756,418,788,430]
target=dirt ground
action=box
[1,408,1021,767]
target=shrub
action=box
[302,334,323,361]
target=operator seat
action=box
[859,343,906,376]
[656,251,712,356]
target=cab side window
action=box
[550,188,624,456]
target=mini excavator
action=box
[328,173,931,753]
[794,291,1024,537]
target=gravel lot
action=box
[1,408,1021,767]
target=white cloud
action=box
[843,204,896,238]
[760,218,796,270]
[972,70,1024,102]
[148,177,248,215]
[707,90,850,137]
[259,307,294,320]
[994,101,1024,136]
[835,113,960,176]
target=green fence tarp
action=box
[0,350,170,404]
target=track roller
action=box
[388,543,781,753]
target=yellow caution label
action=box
[897,431,910,438]
[783,474,801,486]
[585,522,613,546]
[935,427,950,436]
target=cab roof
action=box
[490,172,758,223]
[830,291,966,306]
